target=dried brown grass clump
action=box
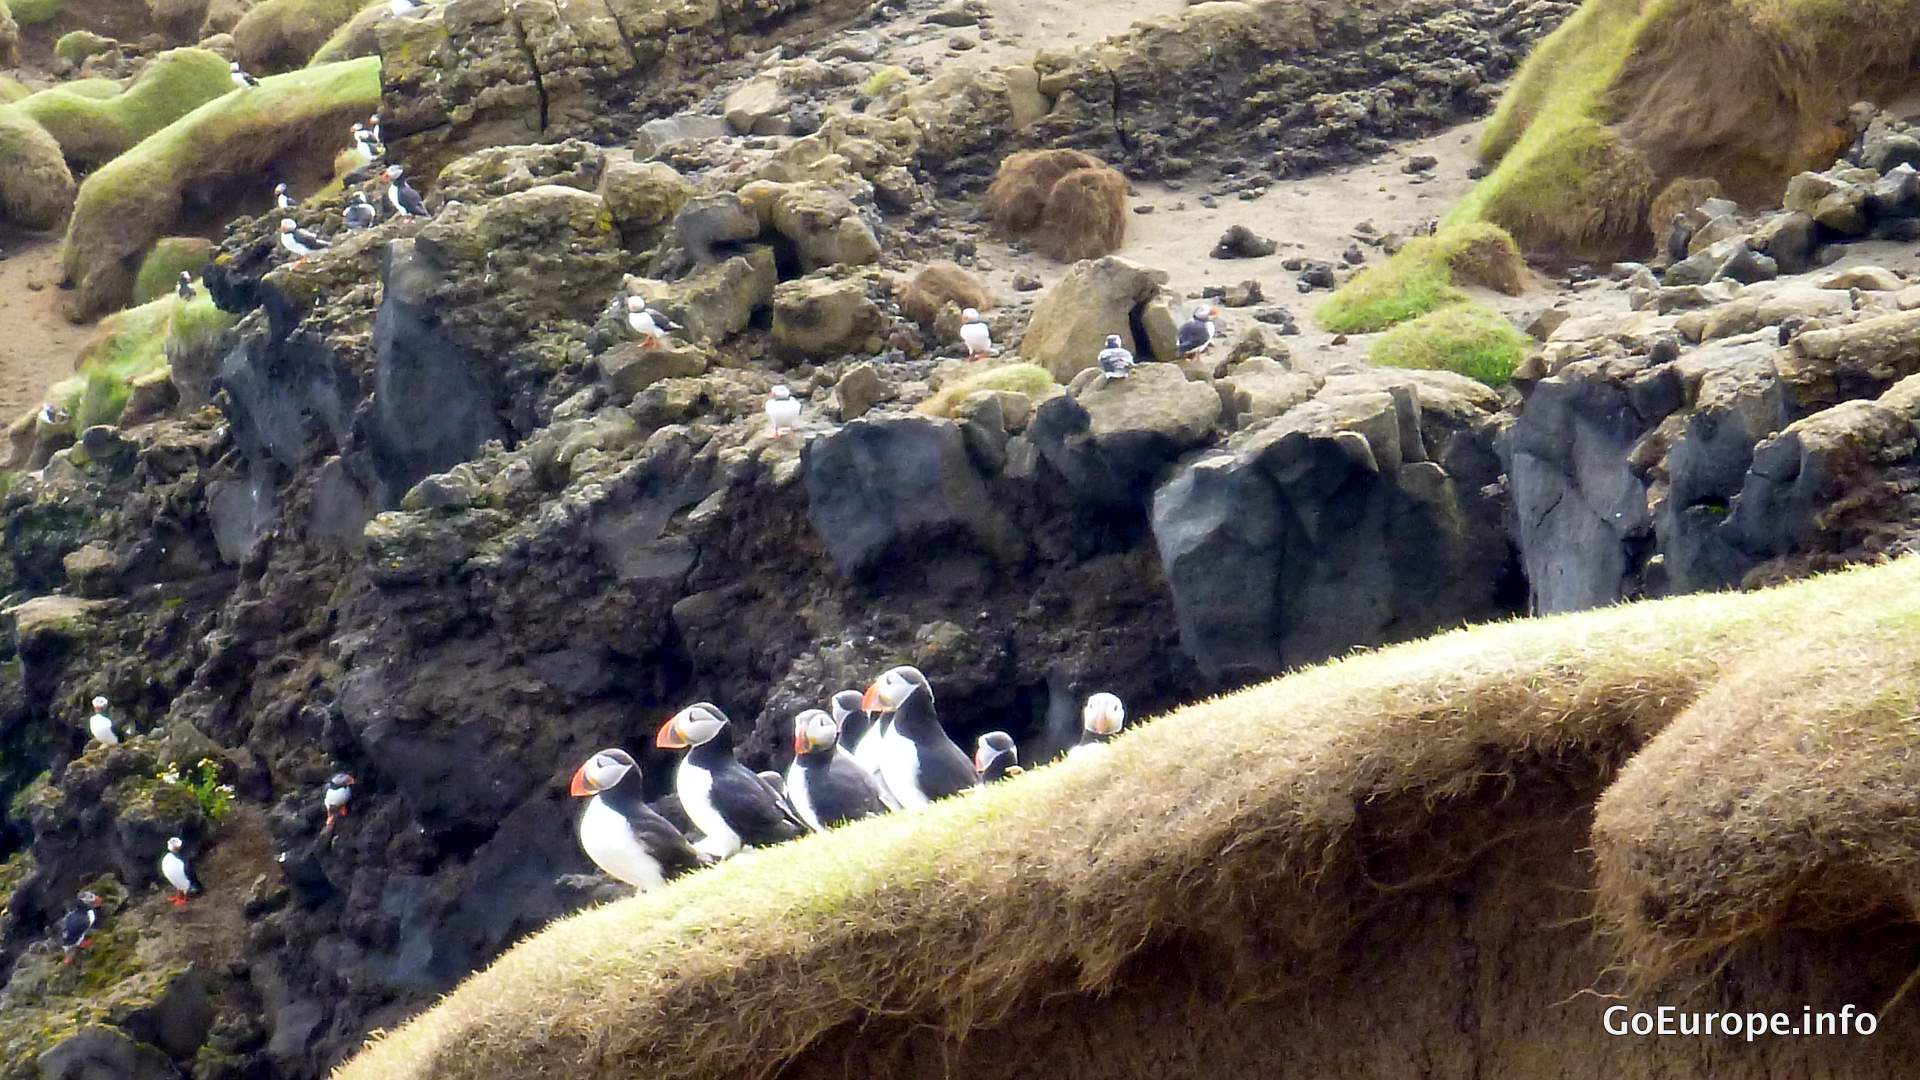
[896,261,993,328]
[986,149,1127,262]
[335,557,1920,1080]
[1591,599,1920,988]
[1645,176,1722,246]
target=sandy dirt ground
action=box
[885,0,1192,69]
[0,230,93,421]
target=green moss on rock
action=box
[7,0,60,25]
[0,105,76,231]
[0,76,28,105]
[21,48,236,169]
[51,29,115,67]
[1368,302,1531,388]
[235,0,379,72]
[1317,223,1529,334]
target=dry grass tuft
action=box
[1645,175,1723,247]
[333,557,1920,1080]
[1317,222,1527,334]
[896,261,993,328]
[915,361,1060,418]
[986,149,1127,263]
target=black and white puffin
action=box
[786,709,890,831]
[278,218,329,265]
[59,891,102,965]
[229,61,259,90]
[974,731,1023,782]
[343,191,378,231]
[569,747,703,891]
[655,703,803,859]
[322,772,355,832]
[1097,335,1136,380]
[87,695,119,747]
[175,271,195,300]
[1177,304,1218,358]
[836,688,899,809]
[385,164,428,218]
[861,666,978,807]
[1069,692,1125,757]
[274,182,295,211]
[160,837,200,906]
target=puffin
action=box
[87,696,119,747]
[861,666,979,807]
[160,837,200,906]
[569,747,703,890]
[278,219,329,266]
[385,164,429,218]
[624,295,676,348]
[1097,335,1136,380]
[274,182,295,211]
[387,0,418,14]
[229,62,260,90]
[59,891,103,965]
[175,271,195,301]
[322,772,355,832]
[368,113,383,146]
[765,384,802,437]
[1069,692,1126,757]
[343,191,378,231]
[959,307,992,359]
[836,689,899,808]
[348,124,379,168]
[786,709,890,831]
[974,731,1023,782]
[656,703,804,860]
[1177,304,1218,359]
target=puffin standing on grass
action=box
[959,308,992,360]
[1097,335,1136,381]
[229,61,260,90]
[836,689,899,808]
[974,731,1023,782]
[1069,692,1126,757]
[176,271,195,301]
[656,703,804,860]
[87,696,119,747]
[569,748,704,891]
[786,710,890,831]
[368,113,383,146]
[322,772,355,832]
[862,666,979,807]
[60,892,103,965]
[1177,304,1218,360]
[160,837,200,906]
[765,385,802,437]
[278,219,329,266]
[385,165,429,219]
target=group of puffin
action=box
[570,665,1128,891]
[956,304,1214,376]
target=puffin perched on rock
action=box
[278,219,329,266]
[765,385,802,437]
[1177,304,1218,359]
[60,891,103,965]
[385,165,428,219]
[862,666,978,807]
[1069,692,1125,757]
[974,731,1023,782]
[161,837,200,906]
[624,295,676,348]
[229,61,259,90]
[87,696,119,747]
[322,772,355,832]
[343,192,378,231]
[570,748,703,890]
[960,307,992,359]
[786,709,890,831]
[656,703,804,860]
[1097,335,1136,380]
[176,271,195,300]
[348,124,379,169]
[274,182,295,211]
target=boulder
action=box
[830,361,894,421]
[36,1026,177,1080]
[1816,265,1904,292]
[772,276,883,358]
[626,248,776,345]
[1780,308,1920,409]
[1864,164,1920,220]
[724,74,793,135]
[1675,282,1852,344]
[596,340,709,400]
[739,180,881,272]
[601,159,692,247]
[1022,256,1172,381]
[0,107,78,232]
[1750,211,1816,275]
[1027,362,1220,505]
[633,114,731,157]
[1218,359,1322,429]
[674,193,761,264]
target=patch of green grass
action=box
[307,0,387,65]
[236,0,381,72]
[862,65,910,99]
[50,29,113,67]
[61,56,381,318]
[8,0,60,26]
[1368,303,1530,388]
[0,76,29,105]
[46,293,235,430]
[20,49,235,169]
[132,236,213,303]
[1317,223,1526,334]
[916,361,1061,418]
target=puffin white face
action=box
[79,890,100,908]
[91,696,108,710]
[279,219,296,233]
[569,748,635,796]
[962,307,981,321]
[1192,304,1215,321]
[179,271,191,283]
[229,62,241,72]
[167,837,183,853]
[386,165,403,180]
[625,295,645,311]
[829,689,862,727]
[275,183,287,194]
[1083,692,1126,736]
[656,703,727,750]
[1104,335,1122,349]
[329,772,355,789]
[862,666,929,714]
[769,384,793,401]
[974,731,1016,774]
[793,710,839,755]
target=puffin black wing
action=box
[60,908,93,947]
[293,228,330,249]
[809,754,889,827]
[711,763,804,846]
[1177,318,1210,354]
[631,804,704,877]
[893,691,979,801]
[396,182,429,217]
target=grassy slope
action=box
[234,0,378,71]
[48,293,234,429]
[18,48,234,168]
[131,236,213,303]
[6,0,59,25]
[306,0,386,65]
[1368,302,1530,387]
[916,362,1061,418]
[60,56,380,318]
[336,556,1920,1080]
[1316,222,1526,333]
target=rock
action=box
[830,361,894,421]
[1666,238,1774,287]
[772,276,884,358]
[951,391,1012,471]
[1680,283,1853,343]
[1713,245,1777,285]
[37,1025,177,1080]
[1402,155,1437,174]
[724,75,793,136]
[626,249,776,345]
[601,160,693,247]
[1205,280,1263,307]
[1027,363,1221,505]
[1750,211,1816,275]
[633,114,732,157]
[62,543,121,598]
[596,340,709,399]
[1684,214,1744,256]
[7,595,107,655]
[1022,256,1172,381]
[739,180,881,272]
[1854,115,1920,174]
[1780,308,1920,409]
[801,417,1021,575]
[674,194,762,264]
[1816,265,1903,292]
[926,2,978,25]
[1297,263,1337,291]
[1218,358,1322,429]
[1784,172,1870,237]
[1527,308,1571,340]
[1211,225,1276,259]
[1865,164,1920,220]
[0,106,77,232]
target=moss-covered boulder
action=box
[0,106,77,231]
[234,0,375,72]
[0,2,19,69]
[61,56,381,319]
[20,49,236,170]
[132,237,215,303]
[51,29,117,69]
[306,0,388,64]
[0,75,29,104]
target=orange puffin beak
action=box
[793,731,809,755]
[656,717,688,749]
[569,764,595,797]
[860,683,880,712]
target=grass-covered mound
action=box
[234,0,376,72]
[132,235,213,302]
[61,56,380,319]
[18,48,234,169]
[336,557,1920,1080]
[1368,302,1529,388]
[5,0,60,27]
[306,0,386,64]
[1459,0,1920,261]
[0,75,28,104]
[0,104,76,231]
[47,292,234,430]
[916,361,1060,418]
[1316,222,1526,334]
